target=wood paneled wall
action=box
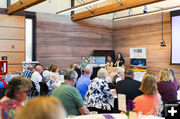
[36,13,113,70]
[36,12,180,82]
[0,14,25,73]
[114,12,180,81]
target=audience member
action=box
[15,97,66,119]
[114,53,125,67]
[42,68,51,81]
[116,68,142,102]
[84,68,114,113]
[168,68,179,90]
[133,73,162,116]
[70,64,75,69]
[76,65,93,100]
[106,56,114,67]
[157,69,177,104]
[0,76,32,119]
[22,65,34,79]
[111,67,125,88]
[31,65,43,93]
[51,69,89,116]
[49,64,64,87]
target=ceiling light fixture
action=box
[114,5,180,21]
[143,5,147,13]
[113,12,117,20]
[129,9,133,16]
[160,12,166,47]
[56,0,107,14]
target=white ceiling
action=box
[0,0,180,19]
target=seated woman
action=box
[15,97,66,119]
[84,68,114,113]
[0,76,32,119]
[48,64,64,89]
[133,73,162,116]
[157,69,177,104]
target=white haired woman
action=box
[84,68,114,113]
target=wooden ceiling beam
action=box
[7,0,46,15]
[72,0,165,21]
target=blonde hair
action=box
[49,64,59,72]
[158,69,173,82]
[15,97,66,119]
[139,73,158,95]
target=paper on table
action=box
[129,111,137,119]
[118,94,126,111]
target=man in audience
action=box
[116,68,142,102]
[76,65,93,100]
[23,65,34,79]
[111,67,125,89]
[51,69,90,116]
[31,65,43,93]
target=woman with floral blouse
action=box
[84,68,114,113]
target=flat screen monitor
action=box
[95,56,106,65]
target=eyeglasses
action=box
[18,89,30,94]
[22,90,30,94]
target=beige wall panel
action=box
[0,27,25,40]
[0,14,25,28]
[0,52,25,64]
[8,64,22,73]
[0,14,25,73]
[0,40,25,52]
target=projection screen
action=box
[171,10,180,64]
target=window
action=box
[25,18,33,62]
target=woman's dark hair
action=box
[5,76,32,99]
[74,68,81,79]
[34,63,41,68]
[117,53,124,61]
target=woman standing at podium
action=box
[114,53,125,67]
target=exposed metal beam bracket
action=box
[77,0,94,14]
[116,0,124,6]
[19,0,23,5]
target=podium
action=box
[0,61,8,75]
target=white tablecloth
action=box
[66,114,165,119]
[177,90,180,100]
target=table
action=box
[177,90,180,100]
[66,114,165,119]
